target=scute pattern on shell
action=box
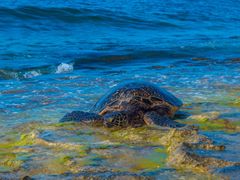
[91,81,183,115]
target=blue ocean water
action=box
[0,0,240,178]
[1,0,240,127]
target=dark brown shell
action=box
[91,81,183,116]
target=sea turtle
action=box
[60,81,185,128]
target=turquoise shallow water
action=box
[0,0,240,179]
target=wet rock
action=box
[1,122,240,177]
[165,127,239,173]
[188,111,220,121]
[184,112,240,132]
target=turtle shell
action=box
[91,81,183,116]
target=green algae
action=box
[16,133,35,146]
[59,155,73,163]
[208,94,240,108]
[51,122,77,127]
[42,155,73,174]
[0,142,14,149]
[0,132,34,149]
[134,149,167,171]
[100,126,168,146]
[86,125,239,175]
[0,119,238,176]
[0,152,26,172]
[0,159,22,170]
[0,132,39,172]
[94,146,167,172]
[130,157,164,172]
[233,121,240,126]
[42,152,100,174]
[217,96,240,108]
[228,98,240,107]
[0,129,90,174]
[154,147,167,154]
[0,152,17,159]
[183,112,240,132]
[0,166,12,173]
[45,154,74,174]
[0,145,33,171]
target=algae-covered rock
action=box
[0,151,26,172]
[164,128,238,172]
[184,112,240,132]
[0,129,89,174]
[1,121,239,177]
[189,111,220,122]
[39,153,95,174]
[91,145,167,173]
[95,125,240,174]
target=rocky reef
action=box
[0,118,239,179]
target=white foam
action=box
[56,63,73,74]
[23,71,41,78]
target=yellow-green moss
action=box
[131,157,164,171]
[15,133,35,146]
[184,119,238,132]
[154,147,167,154]
[0,132,36,149]
[100,126,167,146]
[95,146,167,172]
[0,142,14,149]
[0,118,238,175]
[0,152,24,172]
[208,94,240,108]
[228,98,240,107]
[184,112,240,132]
[51,122,76,127]
[0,166,12,173]
[0,130,90,174]
[43,153,96,174]
[43,155,73,174]
[55,155,73,165]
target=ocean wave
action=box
[73,49,192,66]
[55,63,73,74]
[0,69,43,80]
[0,6,180,29]
[0,62,74,80]
[23,70,41,78]
[0,48,195,80]
[0,49,237,81]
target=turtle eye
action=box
[103,116,114,128]
[107,116,114,123]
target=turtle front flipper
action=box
[60,111,104,126]
[144,111,185,128]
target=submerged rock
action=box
[92,125,240,174]
[165,128,237,173]
[1,121,239,178]
[184,112,240,132]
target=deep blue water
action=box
[0,0,240,178]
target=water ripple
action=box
[0,6,180,29]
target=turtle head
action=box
[151,103,176,118]
[103,111,129,128]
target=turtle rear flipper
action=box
[144,111,185,128]
[60,111,104,126]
